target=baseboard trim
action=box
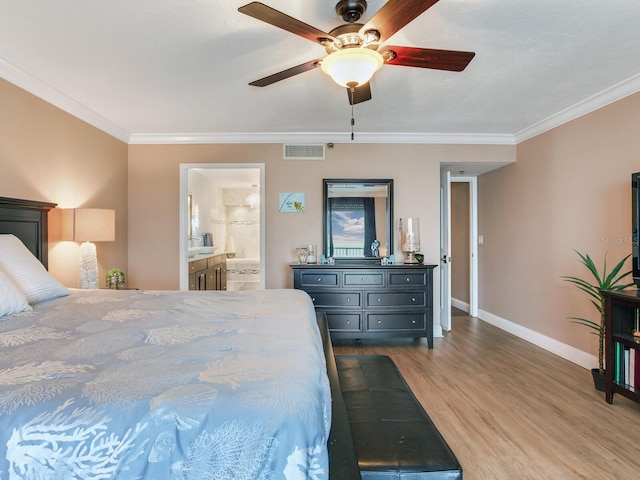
[451,297,469,313]
[433,323,443,338]
[477,309,596,370]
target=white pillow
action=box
[0,270,32,317]
[0,234,69,304]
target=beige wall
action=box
[479,91,640,356]
[127,143,515,333]
[451,182,470,303]
[0,78,128,287]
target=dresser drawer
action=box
[367,312,426,331]
[344,272,384,286]
[366,292,426,307]
[189,258,207,273]
[326,313,361,332]
[299,271,339,287]
[388,272,428,286]
[308,292,361,308]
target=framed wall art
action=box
[279,193,305,213]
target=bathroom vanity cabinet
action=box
[189,254,226,291]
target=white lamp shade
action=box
[321,48,384,87]
[61,208,115,242]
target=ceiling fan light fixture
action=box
[320,48,383,88]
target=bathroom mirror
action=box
[323,179,393,263]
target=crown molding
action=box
[128,131,516,145]
[514,72,640,143]
[0,56,131,143]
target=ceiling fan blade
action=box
[248,59,322,87]
[360,0,440,42]
[347,82,372,105]
[239,2,336,44]
[380,46,475,71]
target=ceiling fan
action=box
[238,0,475,105]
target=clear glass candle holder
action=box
[399,217,420,264]
[307,244,317,264]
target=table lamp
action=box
[61,208,115,288]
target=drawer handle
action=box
[362,277,366,282]
[346,297,350,302]
[346,320,351,325]
[377,320,382,324]
[412,320,416,324]
[317,278,322,282]
[377,297,381,302]
[406,277,410,282]
[311,297,316,302]
[412,297,416,302]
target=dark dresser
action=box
[292,263,435,348]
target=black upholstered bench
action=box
[317,313,362,479]
[336,354,463,480]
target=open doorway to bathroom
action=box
[179,164,265,291]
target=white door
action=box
[440,170,452,331]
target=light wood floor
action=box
[333,315,640,480]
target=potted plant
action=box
[562,251,633,391]
[105,268,126,289]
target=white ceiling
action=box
[1,0,640,148]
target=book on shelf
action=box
[636,349,640,388]
[613,341,638,388]
[625,347,631,386]
[615,342,622,384]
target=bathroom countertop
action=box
[187,252,227,262]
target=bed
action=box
[0,197,339,479]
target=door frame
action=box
[178,163,265,291]
[450,176,479,317]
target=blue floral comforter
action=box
[0,288,331,479]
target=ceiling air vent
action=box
[283,144,325,160]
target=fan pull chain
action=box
[351,105,355,141]
[349,85,355,141]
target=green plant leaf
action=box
[562,251,633,373]
[568,317,600,332]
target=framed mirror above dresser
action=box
[292,179,435,347]
[323,179,393,263]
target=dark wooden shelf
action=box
[604,289,640,404]
[611,333,640,348]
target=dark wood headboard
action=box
[0,197,57,268]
